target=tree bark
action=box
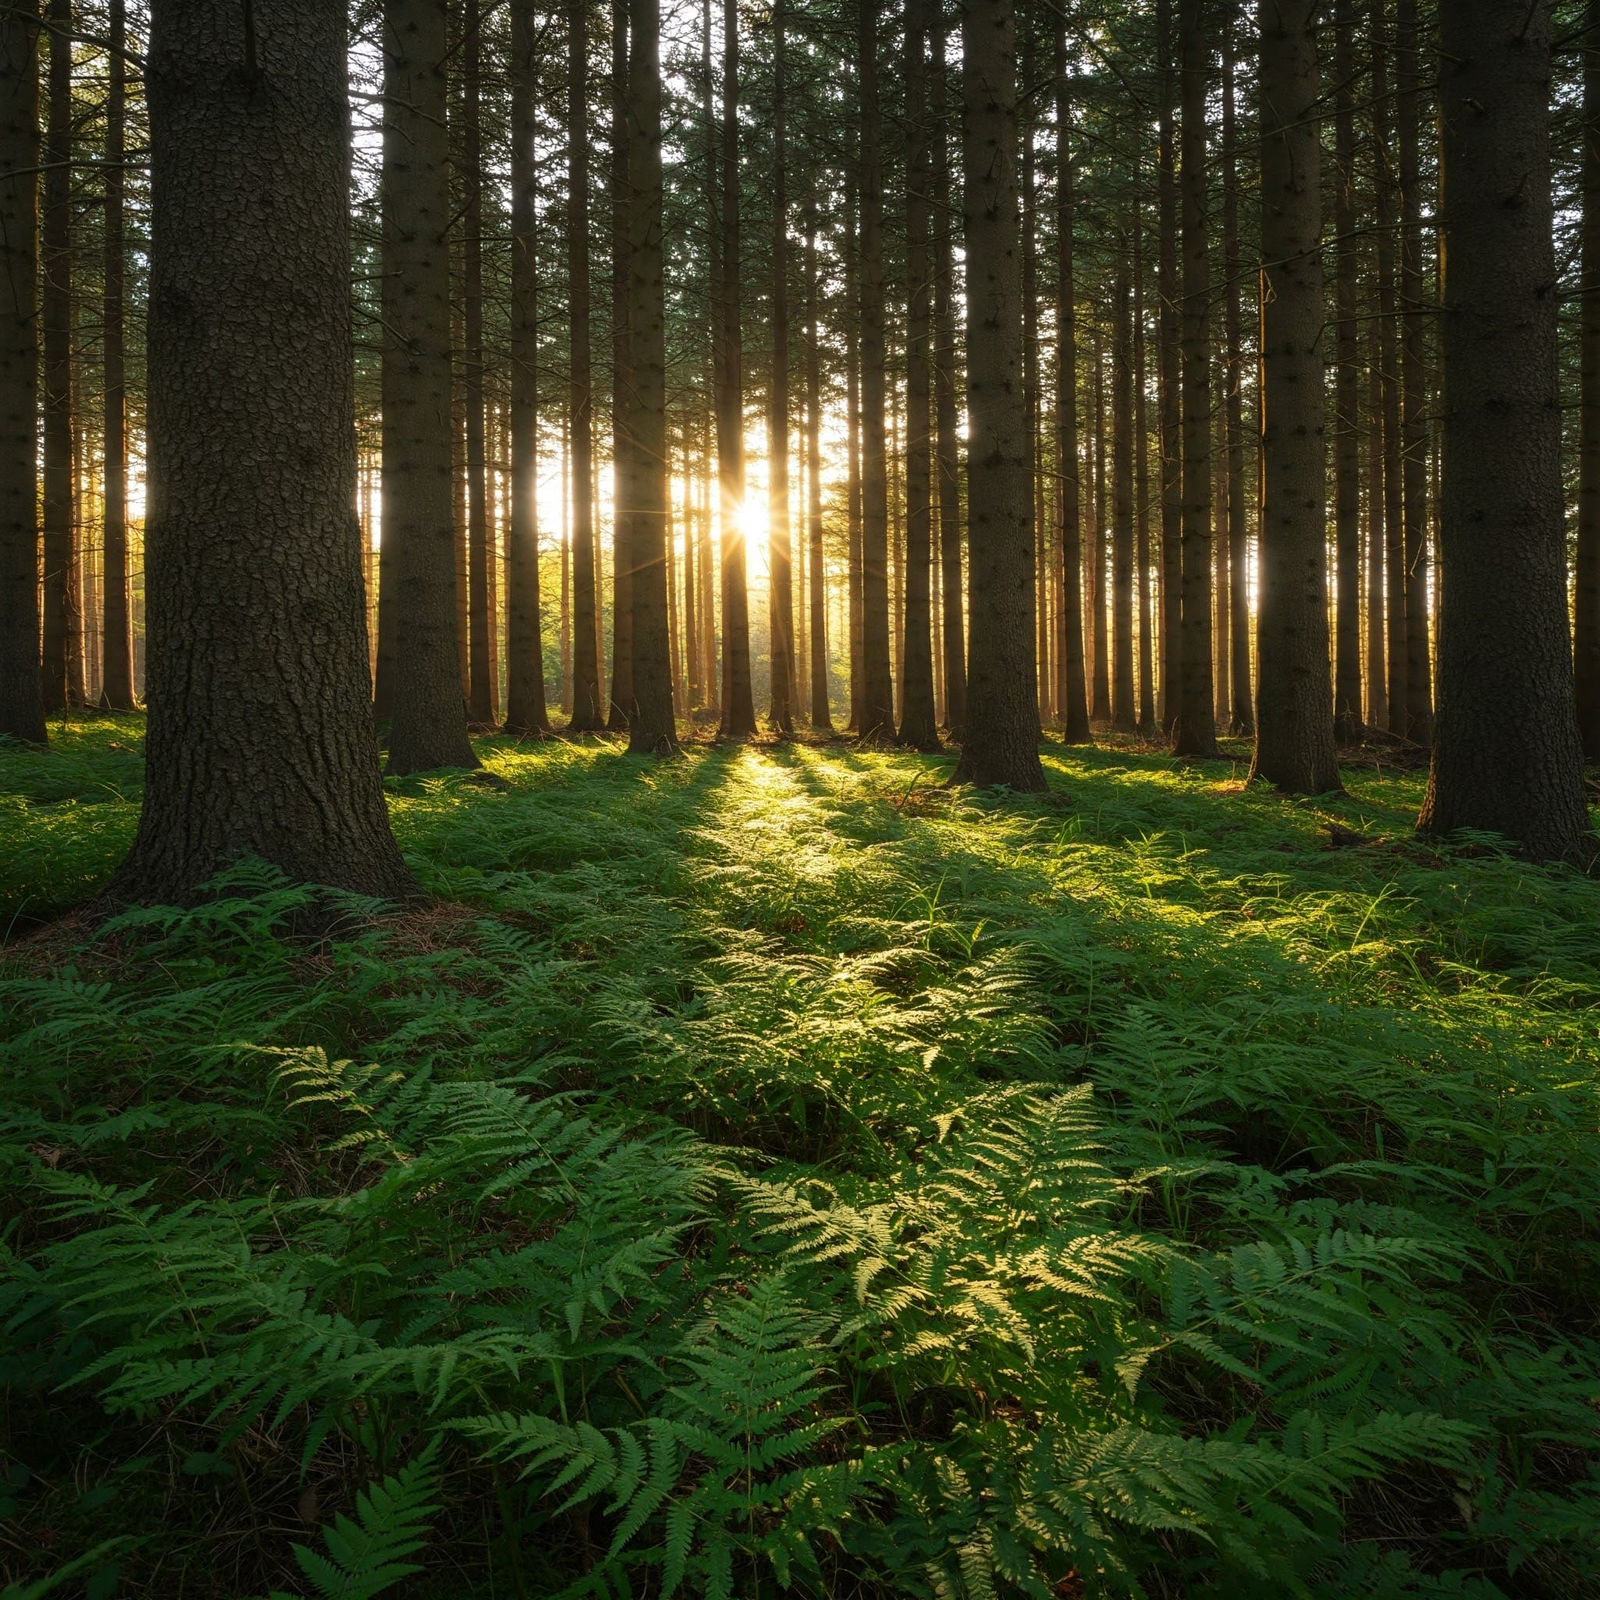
[109,0,413,904]
[100,0,133,712]
[1223,14,1252,735]
[952,0,1045,791]
[1090,330,1110,722]
[505,0,551,736]
[381,0,479,775]
[0,4,44,744]
[1418,0,1592,863]
[766,0,795,733]
[1581,0,1600,756]
[846,175,863,733]
[1251,0,1340,794]
[1332,0,1362,743]
[1134,215,1155,734]
[803,188,831,732]
[1156,0,1181,732]
[1111,258,1137,731]
[607,0,634,731]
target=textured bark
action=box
[716,0,755,738]
[1581,0,1600,756]
[1156,0,1181,731]
[1332,0,1362,743]
[846,179,863,734]
[1397,0,1432,745]
[505,0,551,737]
[1251,0,1340,795]
[381,0,478,775]
[607,0,634,731]
[766,0,795,734]
[39,0,73,712]
[566,0,604,731]
[1134,218,1156,734]
[109,0,413,904]
[1174,0,1218,756]
[100,0,133,712]
[804,191,832,732]
[1222,18,1251,735]
[623,0,675,754]
[697,0,719,721]
[1111,261,1136,732]
[0,4,44,745]
[1418,0,1591,863]
[932,18,966,737]
[1054,21,1089,744]
[899,0,938,750]
[1089,336,1110,722]
[952,0,1044,791]
[1364,307,1388,728]
[856,0,896,742]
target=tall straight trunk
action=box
[1156,0,1181,730]
[1371,4,1405,732]
[1055,23,1089,743]
[1174,0,1218,756]
[381,0,479,775]
[1021,27,1042,727]
[1090,332,1110,720]
[932,16,966,736]
[804,190,832,731]
[99,0,132,712]
[1331,0,1361,741]
[1212,349,1230,726]
[716,0,755,737]
[110,0,413,904]
[767,0,795,732]
[1223,17,1252,734]
[561,417,572,712]
[1365,307,1387,728]
[505,0,550,736]
[1252,0,1339,793]
[40,0,72,711]
[683,423,699,711]
[700,409,719,715]
[856,0,895,740]
[0,6,44,744]
[567,0,604,730]
[1581,0,1600,756]
[1111,259,1136,731]
[1419,0,1590,862]
[952,0,1045,791]
[698,0,720,721]
[608,0,634,729]
[900,0,938,748]
[846,177,865,733]
[461,0,495,726]
[1397,0,1431,744]
[623,0,675,753]
[1134,215,1155,733]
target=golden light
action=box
[738,498,769,564]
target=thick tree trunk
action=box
[100,0,133,713]
[1174,0,1218,756]
[0,5,44,745]
[1581,0,1600,757]
[899,0,938,749]
[952,0,1045,791]
[1223,17,1252,735]
[567,0,604,731]
[856,0,896,741]
[932,18,966,737]
[623,0,676,753]
[1332,0,1362,743]
[39,0,73,712]
[1054,24,1089,744]
[1090,335,1110,722]
[1418,0,1592,863]
[607,0,634,731]
[505,0,551,737]
[109,0,413,904]
[1365,309,1388,729]
[716,0,755,738]
[1134,217,1156,734]
[1111,260,1137,732]
[1251,0,1340,794]
[1156,0,1181,732]
[804,190,832,732]
[381,0,479,775]
[766,0,795,734]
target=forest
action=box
[2,0,1599,1596]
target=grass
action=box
[1,713,1598,1599]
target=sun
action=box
[738,498,769,564]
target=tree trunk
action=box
[1417,0,1591,863]
[505,0,551,736]
[846,179,863,734]
[899,0,939,749]
[1332,0,1362,743]
[766,0,795,733]
[1223,15,1252,735]
[567,0,604,731]
[1173,0,1218,756]
[804,188,832,732]
[0,5,44,745]
[607,0,634,731]
[622,0,675,753]
[1156,0,1181,732]
[932,17,966,737]
[1364,302,1388,728]
[109,0,413,904]
[716,0,755,738]
[381,0,479,775]
[1090,332,1110,722]
[952,0,1045,791]
[1111,260,1137,732]
[39,0,73,712]
[1251,0,1340,794]
[99,0,132,713]
[1134,214,1155,734]
[1580,0,1600,756]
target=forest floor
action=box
[2,717,1599,1600]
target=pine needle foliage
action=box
[2,720,1598,1597]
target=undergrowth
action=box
[2,713,1598,1598]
